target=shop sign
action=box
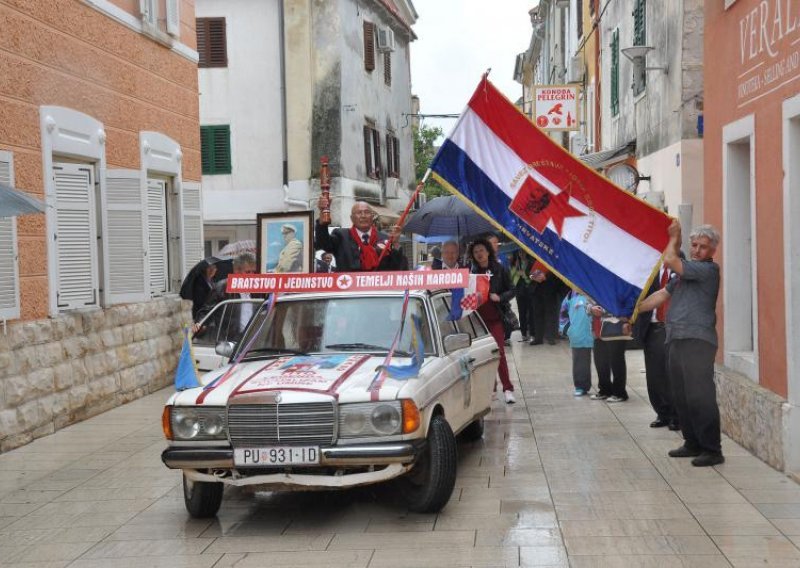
[533,85,580,131]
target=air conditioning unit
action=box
[640,191,665,210]
[567,55,584,83]
[569,134,588,156]
[377,27,396,52]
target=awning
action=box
[0,183,46,218]
[579,141,636,170]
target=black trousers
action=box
[572,347,592,391]
[593,338,627,398]
[516,286,535,338]
[643,324,677,422]
[533,291,558,342]
[668,339,721,453]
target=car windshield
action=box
[238,296,435,358]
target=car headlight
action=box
[338,402,403,438]
[169,407,227,441]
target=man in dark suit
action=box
[430,246,443,269]
[315,252,334,273]
[634,264,679,430]
[314,199,407,272]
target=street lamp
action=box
[621,45,669,74]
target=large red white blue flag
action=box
[430,77,671,316]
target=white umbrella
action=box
[218,239,256,258]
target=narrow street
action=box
[2,341,800,567]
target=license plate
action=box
[234,446,320,466]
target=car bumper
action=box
[161,440,426,470]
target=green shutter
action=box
[611,29,619,116]
[634,0,646,46]
[200,125,231,175]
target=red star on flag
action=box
[509,176,585,236]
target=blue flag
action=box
[174,329,200,391]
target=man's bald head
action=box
[351,201,375,232]
[441,241,460,268]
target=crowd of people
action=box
[182,199,724,469]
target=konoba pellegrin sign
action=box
[736,0,800,107]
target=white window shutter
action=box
[102,169,147,305]
[181,181,203,279]
[166,0,180,37]
[53,163,99,310]
[0,152,20,320]
[147,178,168,297]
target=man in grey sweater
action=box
[639,220,723,467]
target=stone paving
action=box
[2,339,800,567]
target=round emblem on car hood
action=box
[273,392,282,404]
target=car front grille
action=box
[227,403,336,447]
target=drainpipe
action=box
[278,0,288,186]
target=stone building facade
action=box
[0,0,202,451]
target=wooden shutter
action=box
[103,170,147,305]
[384,51,391,85]
[611,29,619,116]
[633,0,646,46]
[392,135,400,178]
[166,0,180,37]
[212,126,231,174]
[53,163,99,310]
[197,18,227,68]
[373,128,382,177]
[181,181,204,278]
[385,134,393,175]
[364,21,375,71]
[363,125,373,176]
[0,153,20,320]
[147,178,168,297]
[577,0,584,38]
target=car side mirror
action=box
[215,341,236,358]
[443,333,471,353]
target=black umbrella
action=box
[0,183,46,217]
[403,195,497,237]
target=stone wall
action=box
[716,367,787,471]
[0,297,191,452]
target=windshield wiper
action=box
[243,347,310,357]
[325,343,411,357]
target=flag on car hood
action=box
[448,273,490,321]
[174,328,200,391]
[430,77,671,316]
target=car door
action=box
[430,293,474,430]
[459,311,499,414]
[191,299,262,371]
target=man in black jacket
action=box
[193,252,259,340]
[315,199,407,272]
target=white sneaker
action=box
[504,391,516,404]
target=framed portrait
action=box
[256,211,314,274]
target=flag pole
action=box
[376,169,430,265]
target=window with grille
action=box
[363,124,381,179]
[611,29,619,116]
[197,17,228,68]
[384,51,392,86]
[201,125,232,175]
[364,21,375,72]
[385,133,399,178]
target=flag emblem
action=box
[510,176,584,236]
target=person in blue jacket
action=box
[563,290,594,396]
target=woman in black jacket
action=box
[468,238,516,403]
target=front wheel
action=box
[183,473,223,518]
[400,415,457,513]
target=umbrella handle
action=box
[376,180,425,266]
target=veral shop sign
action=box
[736,0,800,107]
[533,85,580,132]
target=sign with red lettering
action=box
[534,85,580,132]
[226,269,471,294]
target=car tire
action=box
[182,473,223,518]
[460,417,484,441]
[400,415,457,513]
